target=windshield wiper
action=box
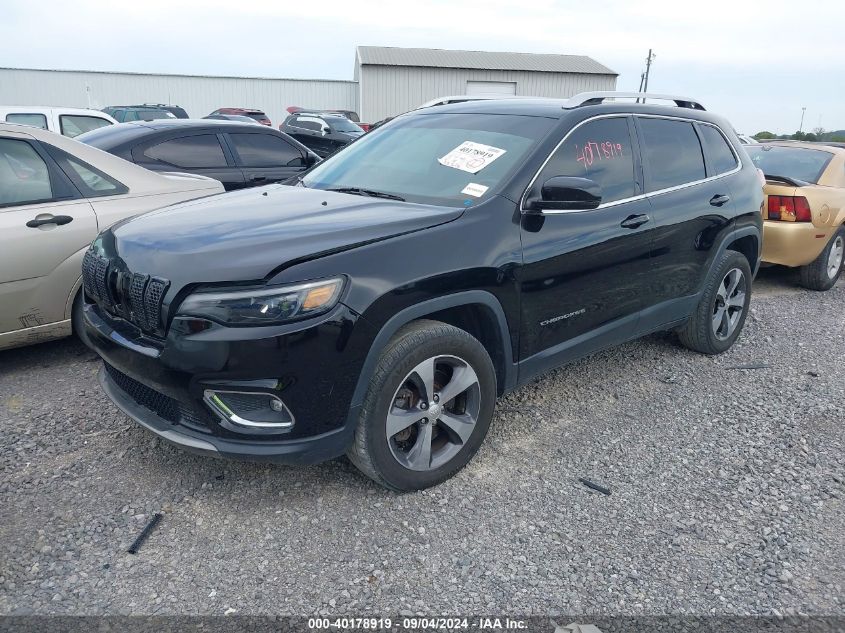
[326,187,405,202]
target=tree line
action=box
[753,128,845,142]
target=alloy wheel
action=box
[385,355,481,471]
[712,267,746,341]
[827,236,844,280]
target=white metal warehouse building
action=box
[0,46,617,125]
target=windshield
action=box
[328,117,363,133]
[302,113,554,207]
[746,145,833,184]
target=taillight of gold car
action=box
[767,195,812,222]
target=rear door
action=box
[635,116,738,321]
[224,131,308,186]
[132,132,245,190]
[0,133,97,334]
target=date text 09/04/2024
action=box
[307,617,528,630]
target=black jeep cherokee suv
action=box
[82,92,763,491]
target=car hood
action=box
[101,184,463,283]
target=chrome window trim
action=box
[520,113,743,216]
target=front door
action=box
[517,115,656,381]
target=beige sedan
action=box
[0,122,224,351]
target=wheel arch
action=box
[349,291,515,412]
[725,232,760,277]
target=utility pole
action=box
[637,50,655,103]
[799,107,806,133]
[642,49,655,93]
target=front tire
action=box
[347,320,496,491]
[678,250,752,355]
[799,228,844,291]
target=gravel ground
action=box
[0,266,843,617]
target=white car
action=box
[0,106,117,138]
[0,122,225,351]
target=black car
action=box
[280,112,364,157]
[77,119,319,191]
[81,92,763,491]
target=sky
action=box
[2,0,843,134]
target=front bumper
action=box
[99,365,353,463]
[84,301,373,464]
[762,221,833,268]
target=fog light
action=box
[203,389,295,429]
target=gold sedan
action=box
[746,142,845,290]
[0,123,224,351]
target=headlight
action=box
[177,277,344,325]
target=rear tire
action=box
[678,250,752,355]
[347,320,496,491]
[799,228,844,291]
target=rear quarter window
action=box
[698,124,739,175]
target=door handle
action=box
[710,194,731,207]
[620,214,650,229]
[26,215,73,228]
[249,176,268,182]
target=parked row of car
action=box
[1,91,843,492]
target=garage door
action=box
[465,81,517,96]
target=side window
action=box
[0,138,54,207]
[229,133,303,167]
[638,118,705,191]
[5,113,48,130]
[297,117,324,132]
[123,110,138,122]
[535,117,636,204]
[59,115,112,138]
[292,117,314,131]
[698,124,739,176]
[142,135,228,169]
[112,110,125,122]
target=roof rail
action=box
[564,92,706,111]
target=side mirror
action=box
[526,176,602,213]
[305,153,320,167]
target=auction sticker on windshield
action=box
[439,141,506,174]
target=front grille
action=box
[82,250,169,335]
[104,363,212,433]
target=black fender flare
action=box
[714,224,762,278]
[347,290,515,415]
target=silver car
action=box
[0,122,224,350]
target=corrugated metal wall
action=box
[0,68,358,128]
[358,66,617,122]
